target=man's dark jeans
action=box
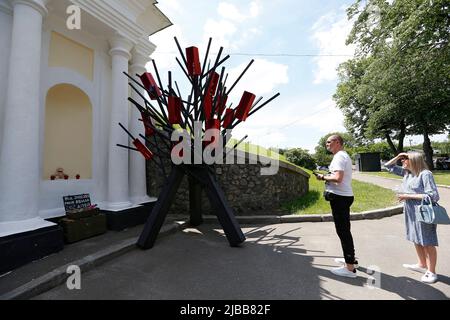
[330,194,356,265]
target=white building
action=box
[0,0,171,271]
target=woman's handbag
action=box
[416,195,450,225]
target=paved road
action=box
[35,214,450,300]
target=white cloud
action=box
[203,1,262,51]
[311,9,355,84]
[249,1,261,18]
[218,2,247,22]
[158,0,182,13]
[296,99,345,133]
[227,58,289,100]
[149,24,185,70]
[203,19,238,50]
[218,1,261,22]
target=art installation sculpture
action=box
[118,38,280,249]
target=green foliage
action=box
[350,141,395,161]
[335,0,450,167]
[432,140,450,156]
[285,148,317,170]
[314,132,357,166]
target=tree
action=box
[334,57,409,154]
[314,132,357,166]
[340,0,450,169]
[285,148,317,170]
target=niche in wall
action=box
[43,84,93,180]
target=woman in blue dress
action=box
[385,152,440,284]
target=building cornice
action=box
[0,0,12,15]
[70,0,171,44]
[10,0,49,17]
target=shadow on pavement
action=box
[32,224,449,300]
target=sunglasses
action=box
[401,157,409,162]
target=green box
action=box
[61,214,107,244]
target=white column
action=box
[129,47,153,204]
[106,35,134,210]
[0,0,54,236]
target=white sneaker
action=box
[335,258,359,269]
[402,263,427,274]
[331,266,357,278]
[421,271,438,284]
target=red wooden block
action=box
[204,118,221,148]
[206,118,220,131]
[168,96,182,124]
[235,91,256,122]
[222,108,235,129]
[217,94,228,116]
[204,94,213,121]
[140,113,155,136]
[133,139,154,160]
[186,47,201,76]
[206,72,220,96]
[140,73,162,100]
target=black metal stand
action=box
[189,175,203,227]
[137,165,246,249]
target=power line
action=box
[247,104,333,139]
[153,51,354,57]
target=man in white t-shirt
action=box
[316,135,358,278]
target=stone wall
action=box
[146,150,310,216]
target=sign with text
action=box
[63,194,91,212]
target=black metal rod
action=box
[128,96,170,131]
[176,57,193,85]
[201,55,231,80]
[118,122,135,140]
[153,134,168,179]
[201,37,213,78]
[230,93,281,130]
[152,59,168,105]
[117,144,139,152]
[226,59,255,96]
[128,83,169,124]
[223,135,248,161]
[139,134,169,157]
[209,66,226,122]
[174,37,188,69]
[248,93,281,117]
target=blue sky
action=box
[149,0,445,153]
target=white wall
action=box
[0,10,12,148]
[38,16,113,218]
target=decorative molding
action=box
[70,0,171,43]
[109,34,134,60]
[0,0,13,15]
[130,49,149,73]
[10,0,49,17]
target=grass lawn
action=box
[363,170,450,186]
[283,168,398,215]
[227,140,399,215]
[229,139,288,162]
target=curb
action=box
[0,221,188,301]
[201,205,404,224]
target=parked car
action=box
[434,157,450,170]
